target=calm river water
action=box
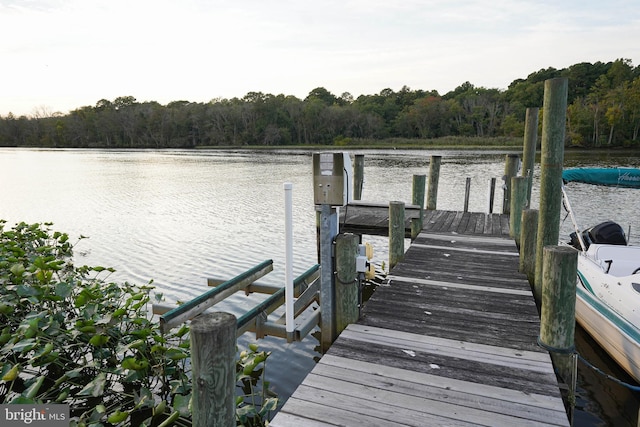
[1,148,639,425]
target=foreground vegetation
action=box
[0,221,277,426]
[1,59,639,150]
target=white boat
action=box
[563,186,640,383]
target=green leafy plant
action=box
[0,221,191,426]
[235,343,278,426]
[0,221,279,426]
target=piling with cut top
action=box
[487,177,497,213]
[534,77,568,291]
[191,312,237,427]
[411,174,426,239]
[539,245,577,391]
[389,201,405,269]
[353,154,365,200]
[463,177,472,212]
[426,156,441,210]
[520,209,539,294]
[502,154,520,214]
[335,233,359,333]
[509,176,529,246]
[522,107,539,205]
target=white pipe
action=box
[284,182,295,334]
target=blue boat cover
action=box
[562,168,640,188]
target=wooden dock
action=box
[270,210,569,426]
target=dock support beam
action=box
[389,201,405,269]
[411,174,426,239]
[426,155,441,210]
[534,77,568,291]
[520,209,539,296]
[509,176,529,247]
[463,177,472,212]
[539,245,577,420]
[335,233,359,334]
[191,312,237,427]
[319,204,338,353]
[354,154,364,200]
[522,107,539,206]
[502,154,520,214]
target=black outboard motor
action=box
[569,220,627,250]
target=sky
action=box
[1,0,639,117]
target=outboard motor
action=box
[569,220,627,250]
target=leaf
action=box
[10,263,25,277]
[259,397,279,416]
[77,372,106,397]
[12,338,37,353]
[24,375,46,399]
[172,393,191,417]
[107,410,129,424]
[16,285,39,297]
[89,334,110,347]
[55,282,73,298]
[2,364,20,381]
[9,396,35,404]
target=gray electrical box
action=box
[312,152,352,206]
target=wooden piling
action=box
[190,312,237,427]
[509,176,529,246]
[389,201,405,269]
[463,177,471,212]
[426,155,441,210]
[353,154,365,200]
[539,245,577,395]
[502,154,520,214]
[534,77,568,291]
[488,177,496,213]
[319,204,337,353]
[335,233,359,333]
[519,209,539,295]
[411,174,426,239]
[522,107,539,206]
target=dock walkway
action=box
[270,210,569,426]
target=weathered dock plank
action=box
[271,211,569,427]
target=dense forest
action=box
[1,59,639,149]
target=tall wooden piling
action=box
[335,233,359,333]
[509,176,529,246]
[411,174,426,239]
[353,154,365,200]
[539,245,577,399]
[502,154,520,214]
[534,77,568,291]
[191,312,237,427]
[426,156,441,210]
[522,107,539,206]
[389,201,405,269]
[520,209,539,295]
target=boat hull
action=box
[575,285,640,383]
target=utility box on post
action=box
[313,152,353,206]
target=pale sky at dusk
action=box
[1,0,639,116]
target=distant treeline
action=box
[2,59,639,149]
